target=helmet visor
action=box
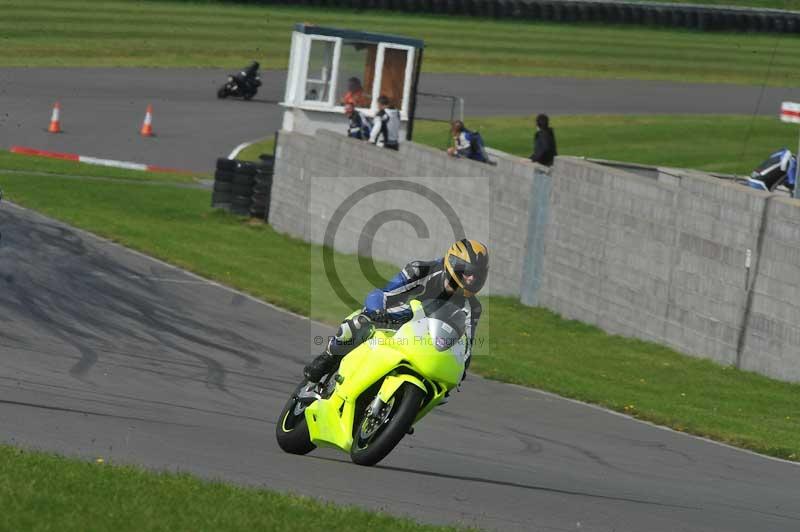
[448,255,487,293]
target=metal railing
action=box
[414,92,464,123]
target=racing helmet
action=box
[444,239,489,297]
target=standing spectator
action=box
[344,103,370,140]
[369,95,400,150]
[530,114,557,166]
[447,120,488,163]
[341,77,370,108]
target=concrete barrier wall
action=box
[270,129,800,382]
[740,197,800,381]
[529,157,770,366]
[270,129,545,295]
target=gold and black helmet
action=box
[444,239,489,296]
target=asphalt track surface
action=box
[2,68,800,173]
[1,203,799,531]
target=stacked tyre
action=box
[250,155,274,220]
[232,161,258,216]
[212,158,236,210]
[212,157,274,220]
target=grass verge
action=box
[619,0,800,8]
[236,136,275,162]
[1,168,798,461]
[0,151,205,183]
[415,114,799,175]
[4,0,800,86]
[0,445,462,532]
[242,114,796,175]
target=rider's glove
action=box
[363,308,387,323]
[336,313,374,344]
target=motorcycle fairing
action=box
[304,300,465,452]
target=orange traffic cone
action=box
[140,104,154,137]
[47,102,62,133]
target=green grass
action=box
[4,0,800,86]
[1,168,798,461]
[0,445,462,532]
[243,114,797,175]
[0,151,205,183]
[628,0,800,9]
[236,136,275,162]
[415,114,800,175]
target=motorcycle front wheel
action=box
[217,85,228,99]
[275,381,316,455]
[350,382,425,466]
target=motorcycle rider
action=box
[237,61,260,84]
[232,61,261,96]
[369,95,401,150]
[344,102,370,140]
[304,239,489,383]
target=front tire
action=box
[350,382,425,466]
[217,86,228,99]
[275,382,316,455]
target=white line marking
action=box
[227,135,272,160]
[79,156,148,172]
[4,200,798,467]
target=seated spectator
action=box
[344,103,370,140]
[369,95,400,150]
[447,120,488,163]
[530,114,557,166]
[341,77,371,108]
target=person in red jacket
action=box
[341,77,370,108]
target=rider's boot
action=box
[303,313,375,383]
[303,350,336,383]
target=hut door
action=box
[374,44,415,115]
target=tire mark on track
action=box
[0,398,203,428]
[0,376,268,423]
[0,211,266,390]
[310,456,700,510]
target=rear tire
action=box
[275,382,316,455]
[350,383,424,466]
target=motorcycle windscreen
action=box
[422,299,467,352]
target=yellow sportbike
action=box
[276,299,468,466]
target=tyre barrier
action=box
[241,0,800,33]
[212,157,274,220]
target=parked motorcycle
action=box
[217,61,261,100]
[276,299,468,466]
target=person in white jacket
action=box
[369,95,401,150]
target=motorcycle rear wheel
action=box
[275,381,316,455]
[350,382,425,466]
